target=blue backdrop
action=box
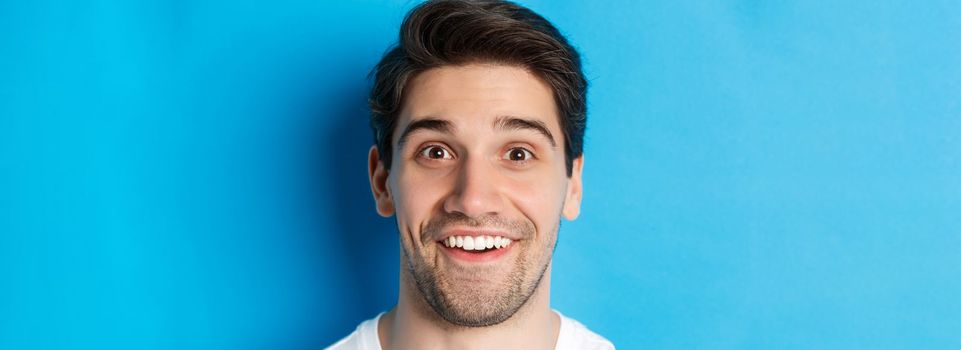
[2,1,960,349]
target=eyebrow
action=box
[495,116,556,147]
[396,118,454,148]
[395,115,557,148]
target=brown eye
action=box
[418,145,453,160]
[504,147,533,162]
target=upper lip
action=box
[435,227,524,242]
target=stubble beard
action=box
[401,213,556,328]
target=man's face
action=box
[369,63,583,327]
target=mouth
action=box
[436,234,515,263]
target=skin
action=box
[368,63,584,350]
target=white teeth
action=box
[442,235,513,251]
[475,236,487,250]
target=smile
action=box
[442,235,512,251]
[436,235,516,263]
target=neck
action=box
[379,263,559,350]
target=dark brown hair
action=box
[369,0,587,176]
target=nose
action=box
[443,155,504,218]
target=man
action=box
[328,1,614,349]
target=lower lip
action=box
[438,241,514,263]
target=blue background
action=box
[2,0,960,349]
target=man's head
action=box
[369,0,586,176]
[366,0,587,328]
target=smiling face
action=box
[368,63,583,327]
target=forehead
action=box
[396,63,560,141]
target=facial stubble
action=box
[401,213,557,328]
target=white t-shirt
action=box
[325,310,615,350]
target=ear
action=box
[368,145,395,217]
[561,156,584,220]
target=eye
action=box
[418,145,454,160]
[503,147,534,162]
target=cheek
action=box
[392,170,450,231]
[505,173,566,228]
